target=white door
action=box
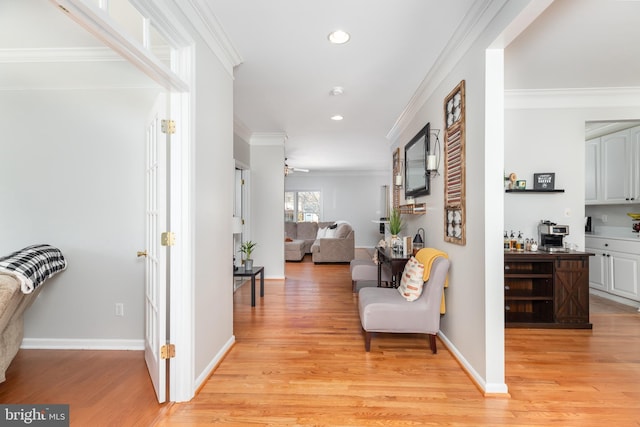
[144,93,169,403]
[588,249,608,291]
[610,251,640,300]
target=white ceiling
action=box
[504,0,640,90]
[2,0,639,173]
[208,0,475,173]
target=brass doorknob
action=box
[137,250,148,258]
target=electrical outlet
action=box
[564,208,571,217]
[602,214,608,223]
[115,303,124,317]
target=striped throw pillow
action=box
[397,256,425,301]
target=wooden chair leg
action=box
[364,330,372,352]
[352,280,356,293]
[429,334,437,354]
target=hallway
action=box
[1,255,639,425]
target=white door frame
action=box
[50,0,195,402]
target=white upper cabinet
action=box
[585,138,600,203]
[631,127,640,202]
[586,126,640,205]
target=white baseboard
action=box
[194,335,236,391]
[438,331,509,395]
[590,288,640,309]
[21,338,144,350]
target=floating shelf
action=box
[505,189,565,193]
[398,203,426,215]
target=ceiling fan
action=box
[284,158,309,176]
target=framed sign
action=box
[534,173,555,190]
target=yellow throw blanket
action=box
[415,248,449,314]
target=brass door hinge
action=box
[160,344,175,359]
[161,119,176,135]
[161,232,176,246]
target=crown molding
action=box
[233,117,252,143]
[387,0,509,144]
[505,87,640,109]
[176,0,243,77]
[250,132,287,146]
[130,0,192,47]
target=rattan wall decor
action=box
[443,80,466,245]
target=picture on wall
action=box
[443,80,466,245]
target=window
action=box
[285,191,321,222]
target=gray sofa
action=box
[0,274,42,382]
[0,244,67,382]
[285,221,355,263]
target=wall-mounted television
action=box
[404,122,430,198]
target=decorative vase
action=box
[391,235,402,252]
[244,259,253,271]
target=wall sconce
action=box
[394,174,403,187]
[428,129,441,176]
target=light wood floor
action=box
[1,255,639,426]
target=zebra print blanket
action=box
[0,244,67,294]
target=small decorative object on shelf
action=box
[398,203,426,215]
[516,180,527,190]
[533,172,555,190]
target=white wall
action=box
[0,88,159,345]
[191,30,236,384]
[285,172,390,247]
[505,103,640,251]
[587,204,640,230]
[388,0,539,393]
[250,138,286,279]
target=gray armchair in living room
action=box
[358,256,450,354]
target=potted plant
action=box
[388,208,403,250]
[240,240,257,271]
[388,208,403,236]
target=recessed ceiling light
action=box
[331,115,344,121]
[328,30,350,44]
[330,86,344,96]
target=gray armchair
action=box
[357,256,450,354]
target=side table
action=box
[376,246,411,287]
[233,266,265,307]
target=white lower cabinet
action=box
[586,236,640,302]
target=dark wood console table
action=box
[376,246,411,287]
[504,251,592,329]
[233,266,264,307]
